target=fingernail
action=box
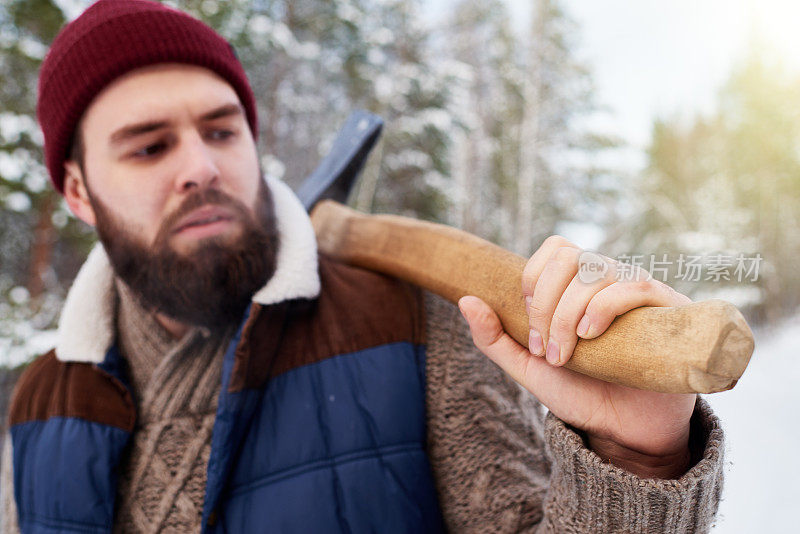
[528,330,543,356]
[546,339,560,365]
[577,314,591,337]
[458,301,467,320]
[525,296,532,312]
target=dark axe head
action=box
[296,110,384,212]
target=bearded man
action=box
[1,1,725,533]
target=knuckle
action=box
[600,255,618,271]
[543,235,569,247]
[601,266,618,284]
[585,300,609,322]
[539,235,575,253]
[528,302,551,323]
[634,279,654,293]
[551,246,579,266]
[550,314,574,336]
[623,276,655,293]
[475,306,496,329]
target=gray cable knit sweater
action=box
[0,288,724,533]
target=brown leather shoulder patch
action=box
[229,254,426,392]
[8,350,136,432]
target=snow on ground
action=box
[707,315,800,532]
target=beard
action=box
[90,178,280,331]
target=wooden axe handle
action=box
[310,200,754,394]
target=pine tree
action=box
[445,0,614,254]
[446,0,524,243]
[0,0,93,343]
[514,0,613,255]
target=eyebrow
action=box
[108,102,245,146]
[200,102,244,122]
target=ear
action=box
[63,161,97,227]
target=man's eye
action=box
[208,129,235,141]
[132,143,165,158]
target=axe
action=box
[297,112,754,394]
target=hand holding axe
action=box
[298,111,754,395]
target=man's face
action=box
[64,64,279,329]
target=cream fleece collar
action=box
[55,176,321,364]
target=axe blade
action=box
[296,110,384,212]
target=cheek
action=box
[102,178,173,241]
[84,145,194,240]
[226,144,261,199]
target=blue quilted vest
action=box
[9,257,446,533]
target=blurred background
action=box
[1,0,796,530]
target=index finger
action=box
[521,235,580,298]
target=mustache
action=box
[155,188,250,246]
[91,177,280,329]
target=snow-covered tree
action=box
[444,0,616,255]
[0,0,92,367]
[174,0,456,221]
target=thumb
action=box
[458,295,535,387]
[458,296,591,416]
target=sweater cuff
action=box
[541,397,724,533]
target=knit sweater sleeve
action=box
[422,291,725,533]
[1,433,20,534]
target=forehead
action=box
[80,63,241,135]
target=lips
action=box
[173,205,235,234]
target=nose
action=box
[174,131,221,193]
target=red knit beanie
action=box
[37,0,258,194]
